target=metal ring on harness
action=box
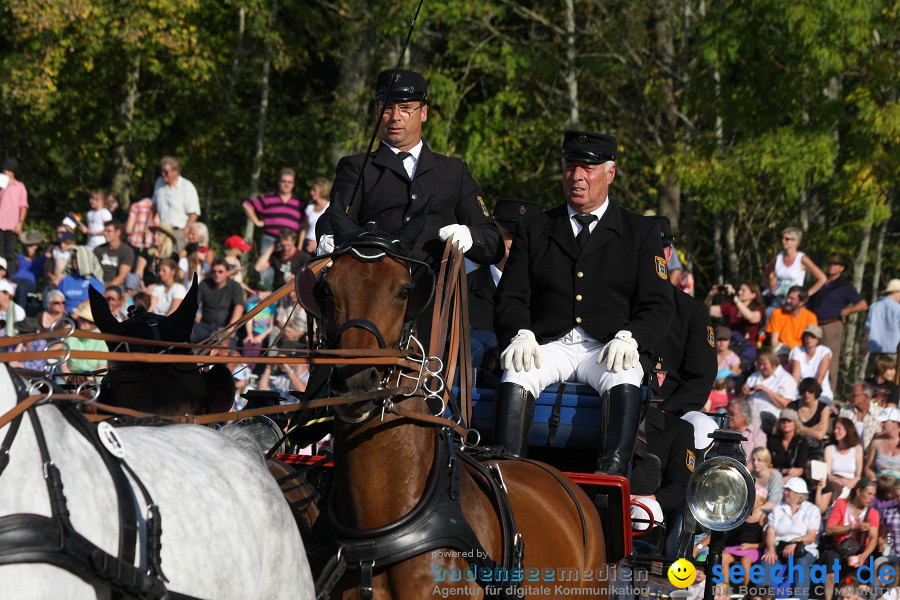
[26,380,53,403]
[75,380,101,403]
[49,317,76,341]
[460,428,481,449]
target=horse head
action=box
[297,198,434,409]
[89,274,199,352]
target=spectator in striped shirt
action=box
[242,168,307,254]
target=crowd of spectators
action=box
[0,155,331,406]
[690,227,899,600]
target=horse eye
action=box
[399,286,411,301]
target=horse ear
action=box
[89,285,120,334]
[166,273,199,338]
[393,199,432,251]
[330,193,364,245]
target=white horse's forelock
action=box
[0,366,314,600]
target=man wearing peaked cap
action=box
[492,130,674,476]
[316,68,503,274]
[646,215,717,416]
[468,198,540,370]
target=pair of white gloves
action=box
[500,329,640,374]
[317,224,473,256]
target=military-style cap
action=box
[493,198,539,229]
[375,69,427,102]
[649,215,675,244]
[562,130,617,164]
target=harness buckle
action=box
[42,460,53,480]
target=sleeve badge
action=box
[686,449,696,472]
[707,326,715,348]
[655,256,668,280]
[477,196,490,217]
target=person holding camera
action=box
[706,280,764,345]
[254,228,308,290]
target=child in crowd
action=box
[705,369,733,413]
[81,190,112,250]
[715,325,741,375]
[243,282,275,358]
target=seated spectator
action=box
[44,229,77,289]
[867,354,899,407]
[870,475,897,515]
[728,397,767,460]
[103,285,128,321]
[705,370,733,413]
[149,258,187,316]
[715,486,768,600]
[61,302,107,376]
[840,381,883,450]
[184,222,215,268]
[760,477,820,600]
[743,347,798,433]
[790,324,833,403]
[826,416,865,499]
[273,286,307,349]
[823,478,880,600]
[192,259,244,343]
[38,289,69,331]
[0,279,25,332]
[93,220,134,287]
[135,224,178,289]
[750,447,784,512]
[706,281,765,345]
[787,377,831,452]
[865,408,900,481]
[715,325,741,375]
[878,484,900,564]
[254,228,307,290]
[58,247,105,314]
[12,230,46,313]
[767,408,809,478]
[765,285,819,351]
[242,282,275,358]
[106,192,126,223]
[258,353,308,396]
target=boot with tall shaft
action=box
[596,383,643,476]
[492,382,535,458]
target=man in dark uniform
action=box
[649,216,717,415]
[316,69,503,272]
[492,130,674,476]
[468,198,539,371]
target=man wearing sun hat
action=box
[866,279,900,356]
[808,254,868,390]
[317,68,503,272]
[493,130,673,475]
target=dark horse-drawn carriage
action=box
[0,201,755,599]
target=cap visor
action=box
[562,150,608,164]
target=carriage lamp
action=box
[686,429,754,531]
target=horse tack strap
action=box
[196,278,294,350]
[388,404,469,440]
[0,393,84,431]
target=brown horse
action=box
[87,279,235,416]
[301,205,605,599]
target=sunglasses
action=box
[782,236,797,241]
[50,301,65,305]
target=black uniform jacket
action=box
[493,202,674,354]
[655,287,717,416]
[645,408,696,515]
[318,143,503,270]
[467,266,496,332]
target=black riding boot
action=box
[492,383,535,458]
[596,383,643,477]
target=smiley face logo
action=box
[667,558,697,588]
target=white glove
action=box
[317,234,335,256]
[500,329,543,373]
[438,224,473,253]
[597,330,640,373]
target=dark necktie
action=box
[397,151,412,162]
[574,213,597,248]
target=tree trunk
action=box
[207,6,246,219]
[848,198,876,383]
[870,195,891,303]
[110,52,141,208]
[725,212,739,283]
[712,212,723,284]
[563,0,579,129]
[654,0,681,230]
[244,1,277,242]
[332,2,376,163]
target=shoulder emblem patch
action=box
[655,256,668,280]
[686,449,696,472]
[477,196,489,217]
[707,326,715,348]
